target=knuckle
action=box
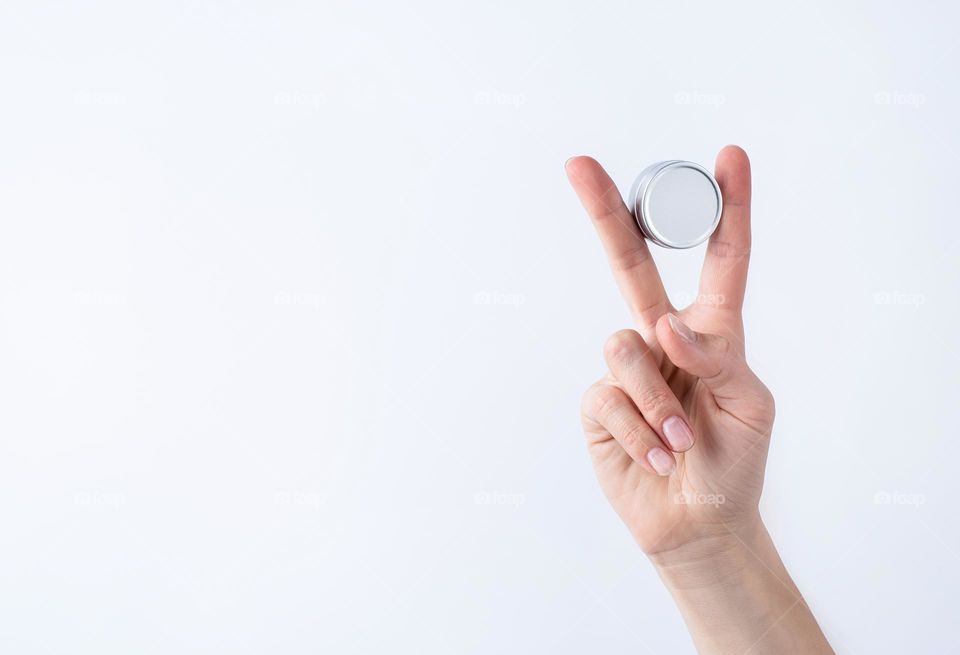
[706,237,751,260]
[580,385,599,417]
[704,335,737,381]
[631,297,671,328]
[582,383,622,420]
[619,424,650,452]
[635,386,672,415]
[609,244,652,272]
[716,334,733,359]
[603,329,646,364]
[736,370,777,435]
[757,383,776,422]
[593,184,626,222]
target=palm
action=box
[569,147,775,555]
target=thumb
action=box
[655,313,774,432]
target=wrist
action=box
[648,512,768,589]
[648,516,833,654]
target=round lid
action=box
[642,162,722,248]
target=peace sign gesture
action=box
[567,146,774,555]
[568,146,833,654]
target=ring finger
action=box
[584,382,677,477]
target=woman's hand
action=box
[567,146,833,654]
[567,146,772,557]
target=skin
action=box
[566,146,833,654]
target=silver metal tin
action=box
[628,160,722,249]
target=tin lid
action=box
[635,161,722,249]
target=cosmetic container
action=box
[628,160,722,249]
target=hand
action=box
[566,146,832,654]
[566,146,773,557]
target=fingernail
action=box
[667,313,697,344]
[647,447,676,476]
[663,416,694,451]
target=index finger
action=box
[565,156,670,330]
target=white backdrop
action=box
[1,1,958,653]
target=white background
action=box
[1,1,958,653]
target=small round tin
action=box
[627,160,722,249]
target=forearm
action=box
[651,515,833,655]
